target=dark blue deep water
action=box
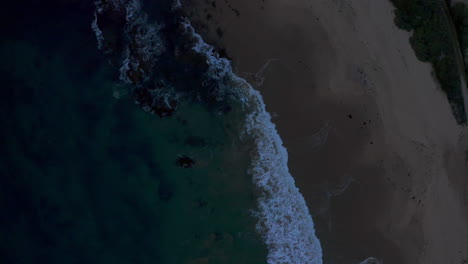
[0,1,268,263]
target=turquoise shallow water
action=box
[0,2,267,262]
[1,0,324,263]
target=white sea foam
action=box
[121,0,164,82]
[182,20,231,82]
[182,19,237,103]
[119,47,139,84]
[92,0,165,83]
[182,21,323,264]
[91,0,323,261]
[91,13,104,51]
[172,0,181,10]
[359,257,382,264]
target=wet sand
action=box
[183,0,468,263]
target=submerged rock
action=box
[151,99,177,117]
[176,155,195,168]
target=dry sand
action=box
[183,0,468,263]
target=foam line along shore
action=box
[92,0,323,263]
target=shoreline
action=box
[183,0,468,263]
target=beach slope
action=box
[184,0,468,263]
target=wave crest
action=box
[182,21,323,264]
[91,1,323,262]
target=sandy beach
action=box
[183,0,468,263]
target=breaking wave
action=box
[92,0,323,263]
[182,21,323,264]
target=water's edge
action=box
[92,0,323,263]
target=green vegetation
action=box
[391,0,467,124]
[450,2,468,77]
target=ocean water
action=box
[1,0,322,263]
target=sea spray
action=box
[182,21,323,264]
